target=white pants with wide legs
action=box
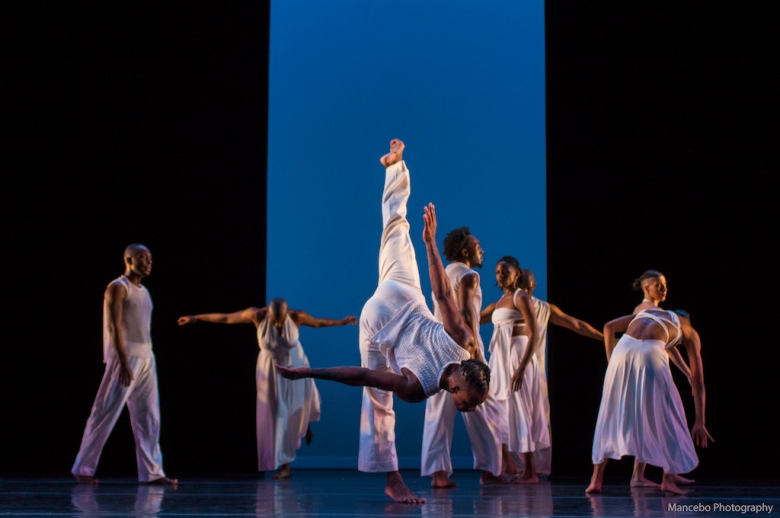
[358,160,425,473]
[72,357,166,482]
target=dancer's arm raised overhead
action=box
[548,304,603,341]
[422,203,475,355]
[603,315,634,361]
[177,307,266,326]
[276,364,426,403]
[678,318,713,447]
[291,311,358,328]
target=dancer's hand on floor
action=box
[691,422,714,447]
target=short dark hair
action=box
[460,359,490,397]
[497,255,523,290]
[269,298,288,314]
[443,227,472,262]
[632,270,663,291]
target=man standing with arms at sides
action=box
[421,227,510,487]
[72,244,176,486]
[521,269,603,476]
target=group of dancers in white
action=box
[71,139,712,503]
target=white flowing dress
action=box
[591,309,698,474]
[255,315,321,471]
[488,290,550,455]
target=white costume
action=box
[531,296,552,475]
[358,160,471,473]
[72,275,167,482]
[591,309,698,474]
[255,315,321,471]
[420,263,503,477]
[488,289,550,455]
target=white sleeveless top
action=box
[631,309,683,349]
[256,314,300,365]
[432,262,484,355]
[371,300,471,397]
[103,275,153,362]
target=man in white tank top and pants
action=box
[72,244,176,485]
[421,227,507,487]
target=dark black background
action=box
[4,2,777,479]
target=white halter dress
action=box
[591,309,698,474]
[255,315,321,471]
[488,289,550,454]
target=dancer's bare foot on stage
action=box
[671,474,694,485]
[272,464,291,480]
[431,470,457,488]
[144,476,178,486]
[380,139,405,167]
[385,471,425,504]
[73,474,98,485]
[660,474,688,495]
[501,445,520,474]
[586,463,606,493]
[480,472,517,485]
[305,425,313,445]
[630,474,660,488]
[513,470,539,484]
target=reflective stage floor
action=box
[1,471,777,517]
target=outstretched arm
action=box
[422,203,473,351]
[603,314,634,361]
[291,310,357,328]
[275,365,426,403]
[680,322,713,447]
[548,303,604,341]
[480,302,496,325]
[178,307,265,326]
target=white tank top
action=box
[103,275,153,362]
[432,262,484,355]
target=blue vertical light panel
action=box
[268,0,545,467]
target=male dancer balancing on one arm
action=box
[72,244,177,486]
[277,139,491,504]
[177,298,356,480]
[421,227,510,487]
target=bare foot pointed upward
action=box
[380,139,405,167]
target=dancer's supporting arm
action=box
[177,307,265,326]
[602,315,633,361]
[106,281,134,386]
[292,311,357,328]
[679,319,714,447]
[511,289,538,391]
[422,203,475,355]
[276,364,426,403]
[549,304,603,341]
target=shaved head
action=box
[268,298,289,327]
[522,269,537,296]
[124,243,149,262]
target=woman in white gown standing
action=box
[586,307,713,495]
[482,256,549,483]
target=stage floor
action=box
[1,470,777,516]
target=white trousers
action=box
[421,389,503,477]
[358,161,425,473]
[72,357,166,481]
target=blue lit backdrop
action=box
[268,0,545,468]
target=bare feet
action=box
[586,462,606,494]
[431,470,457,488]
[144,476,178,486]
[501,445,520,475]
[385,471,425,504]
[305,425,313,445]
[660,475,688,495]
[512,470,539,484]
[630,475,660,488]
[480,472,517,485]
[272,464,291,480]
[671,474,694,485]
[380,139,405,168]
[585,482,602,494]
[73,474,98,485]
